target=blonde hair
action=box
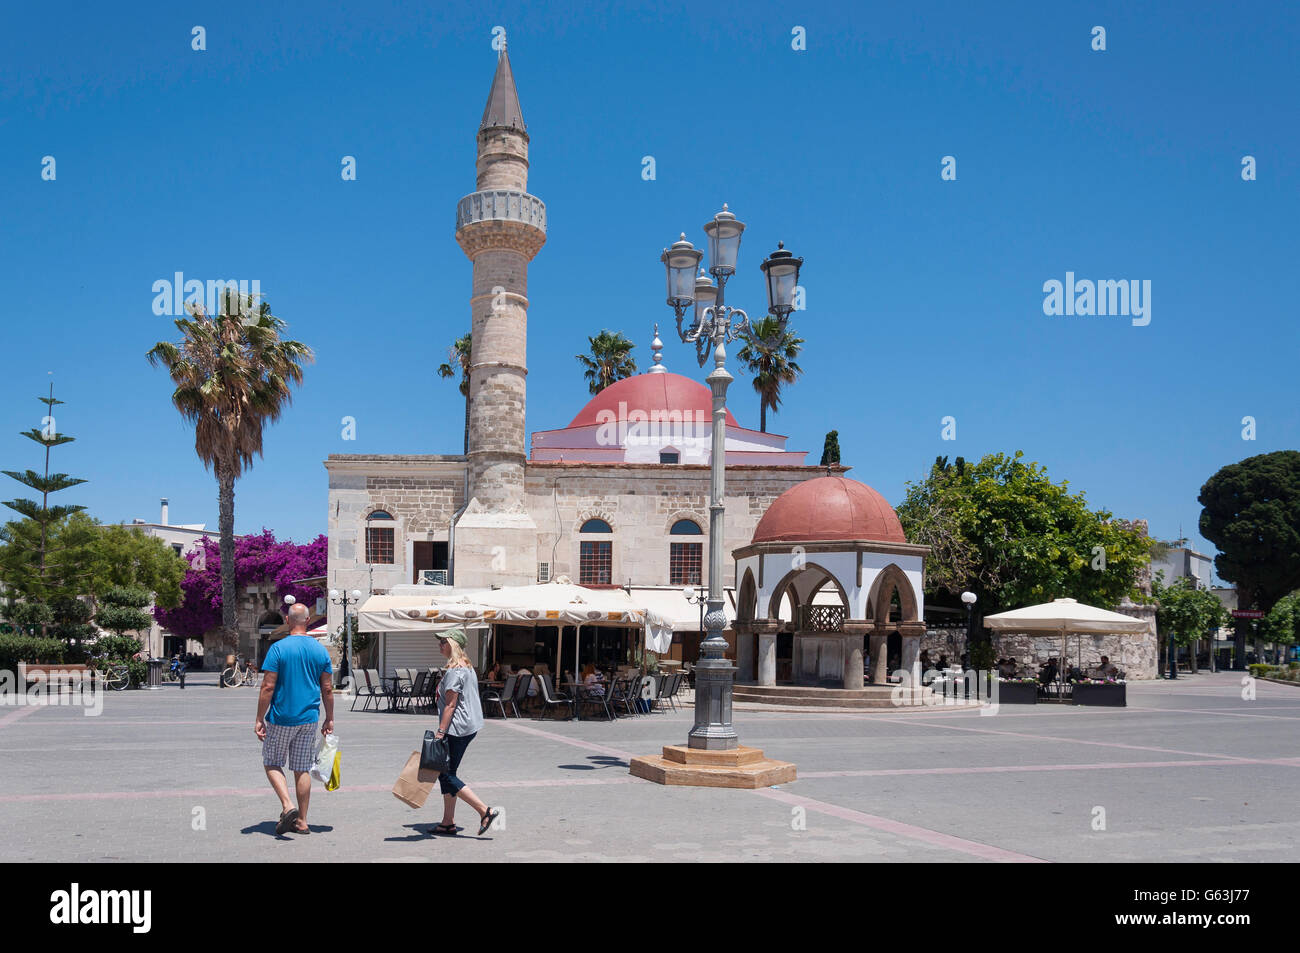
[444,639,473,669]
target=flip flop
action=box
[478,808,499,836]
[275,808,299,836]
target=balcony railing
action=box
[456,190,547,233]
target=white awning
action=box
[626,586,736,632]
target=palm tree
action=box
[736,316,804,433]
[576,330,636,395]
[437,333,472,454]
[147,291,312,664]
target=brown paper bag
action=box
[392,751,435,808]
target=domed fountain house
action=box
[731,475,935,708]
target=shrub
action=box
[0,634,67,671]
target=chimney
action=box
[160,498,169,525]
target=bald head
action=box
[288,602,310,630]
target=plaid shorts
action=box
[262,721,319,772]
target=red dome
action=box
[567,373,738,429]
[752,476,906,544]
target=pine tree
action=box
[1,385,87,627]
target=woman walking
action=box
[431,628,500,836]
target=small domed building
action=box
[732,476,930,690]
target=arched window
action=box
[669,519,703,585]
[578,518,612,584]
[365,510,395,564]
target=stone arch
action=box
[737,568,758,623]
[665,509,706,535]
[576,506,615,530]
[868,563,919,625]
[365,504,399,521]
[766,561,849,620]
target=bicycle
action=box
[87,653,130,692]
[221,654,260,688]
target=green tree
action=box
[147,291,313,662]
[1152,574,1230,674]
[736,317,804,433]
[1,385,87,624]
[819,430,841,467]
[1199,451,1300,668]
[87,523,185,609]
[576,330,636,395]
[436,332,472,454]
[1260,591,1300,652]
[897,451,1151,645]
[96,586,154,639]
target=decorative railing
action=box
[798,604,846,632]
[456,190,547,232]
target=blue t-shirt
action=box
[262,635,332,726]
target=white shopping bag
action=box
[310,733,341,790]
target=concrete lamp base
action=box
[629,745,796,789]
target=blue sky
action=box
[1,1,1296,573]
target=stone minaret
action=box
[452,45,546,586]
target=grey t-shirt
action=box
[436,666,485,737]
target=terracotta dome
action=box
[567,373,738,429]
[751,476,906,544]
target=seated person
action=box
[581,663,606,696]
[484,661,503,681]
[919,650,932,671]
[998,657,1018,678]
[515,666,540,696]
[1092,655,1119,678]
[1038,658,1058,685]
[936,654,950,671]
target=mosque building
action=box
[324,47,932,685]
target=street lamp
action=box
[329,588,364,690]
[961,591,977,663]
[661,204,804,750]
[683,586,705,646]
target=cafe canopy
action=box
[983,597,1148,680]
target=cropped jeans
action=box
[439,732,477,796]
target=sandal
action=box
[275,808,299,836]
[432,823,459,835]
[478,808,500,836]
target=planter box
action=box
[995,681,1038,704]
[1072,683,1126,707]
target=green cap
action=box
[436,627,467,648]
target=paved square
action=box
[2,673,1296,863]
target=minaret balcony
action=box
[456,190,547,234]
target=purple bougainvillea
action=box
[154,531,328,640]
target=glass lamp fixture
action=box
[702,204,745,276]
[661,234,702,309]
[693,270,717,329]
[760,241,803,318]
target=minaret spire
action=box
[480,47,526,134]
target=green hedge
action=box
[0,634,67,672]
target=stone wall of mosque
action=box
[524,463,835,587]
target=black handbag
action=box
[420,730,451,774]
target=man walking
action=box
[255,602,333,836]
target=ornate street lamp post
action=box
[660,205,803,750]
[329,588,363,690]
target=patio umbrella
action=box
[984,598,1148,694]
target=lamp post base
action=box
[629,744,796,788]
[688,656,738,750]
